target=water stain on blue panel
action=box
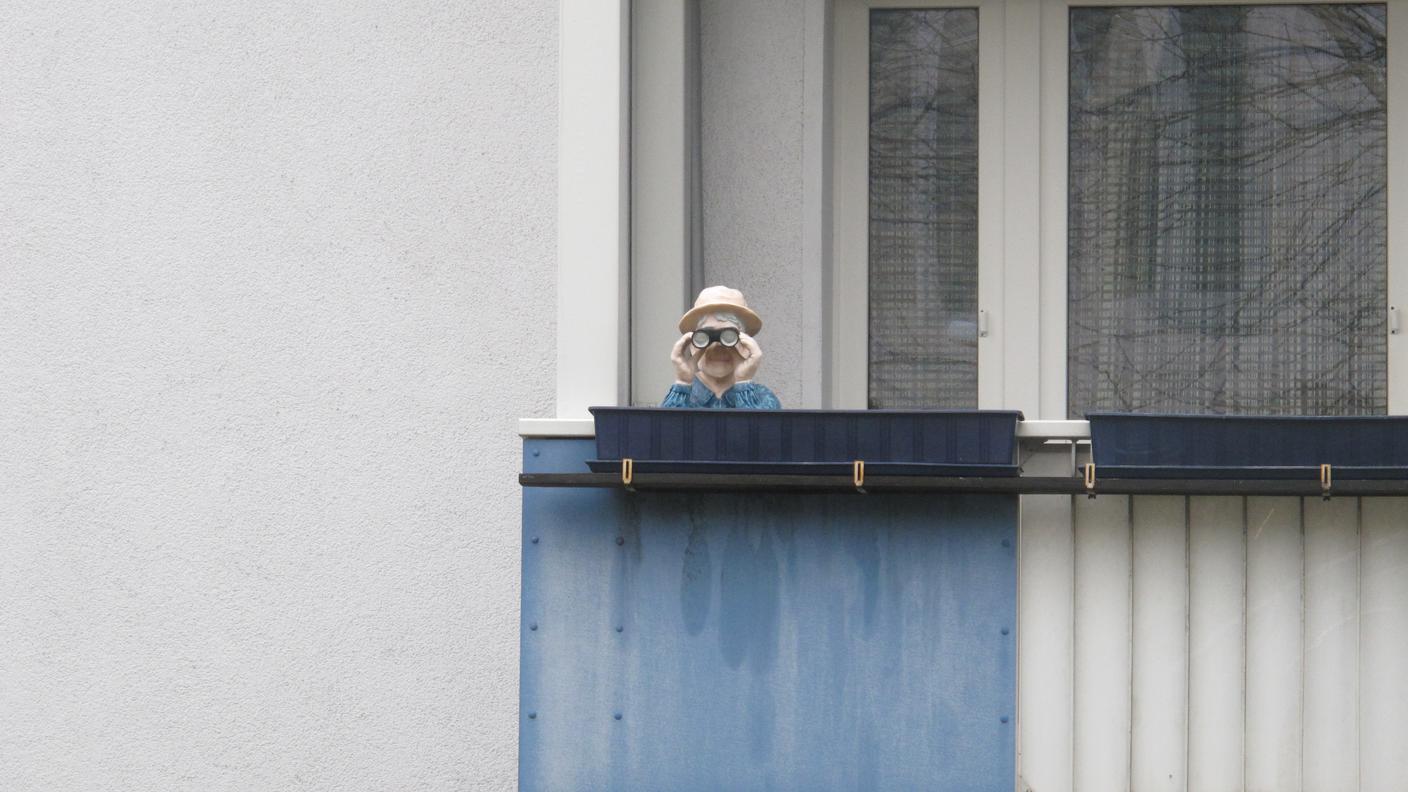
[844,524,882,634]
[719,519,781,673]
[521,438,1018,792]
[679,518,712,636]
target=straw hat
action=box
[678,285,763,335]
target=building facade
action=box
[6,0,1408,790]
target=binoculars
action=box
[691,327,740,349]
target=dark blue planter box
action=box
[587,408,1024,476]
[1089,412,1408,479]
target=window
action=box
[1067,5,1388,416]
[833,0,1404,418]
[868,9,980,408]
[832,0,1003,411]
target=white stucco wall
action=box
[1,2,553,789]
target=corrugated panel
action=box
[1131,496,1187,792]
[1021,493,1405,792]
[1245,497,1303,791]
[1016,449,1075,792]
[1072,494,1131,792]
[1360,499,1408,789]
[1304,497,1359,791]
[1188,497,1245,789]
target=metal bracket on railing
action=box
[1320,463,1332,501]
[621,458,635,489]
[853,460,866,493]
[1084,462,1097,499]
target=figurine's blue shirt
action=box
[661,378,782,409]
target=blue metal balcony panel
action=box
[521,438,1017,792]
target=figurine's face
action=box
[695,318,742,379]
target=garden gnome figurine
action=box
[662,286,782,409]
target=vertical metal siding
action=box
[1017,454,1076,792]
[1188,496,1245,791]
[1072,494,1132,792]
[1304,498,1359,791]
[1131,496,1187,792]
[1021,494,1408,792]
[1245,497,1303,792]
[1360,499,1408,789]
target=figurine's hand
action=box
[671,333,697,385]
[734,333,762,382]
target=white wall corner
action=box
[801,0,833,409]
[630,0,693,407]
[558,0,630,418]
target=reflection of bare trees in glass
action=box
[869,10,979,409]
[1068,5,1387,418]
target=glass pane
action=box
[1068,5,1387,417]
[869,9,979,409]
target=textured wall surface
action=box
[699,0,806,409]
[0,2,554,789]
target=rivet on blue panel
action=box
[531,536,539,544]
[1001,539,1011,548]
[531,449,540,457]
[1001,628,1010,636]
[615,536,625,546]
[528,711,537,719]
[616,625,623,633]
[613,712,623,721]
[1000,716,1009,724]
[530,623,538,631]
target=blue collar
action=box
[688,377,728,406]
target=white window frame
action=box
[832,0,1013,411]
[833,0,1408,418]
[557,0,630,418]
